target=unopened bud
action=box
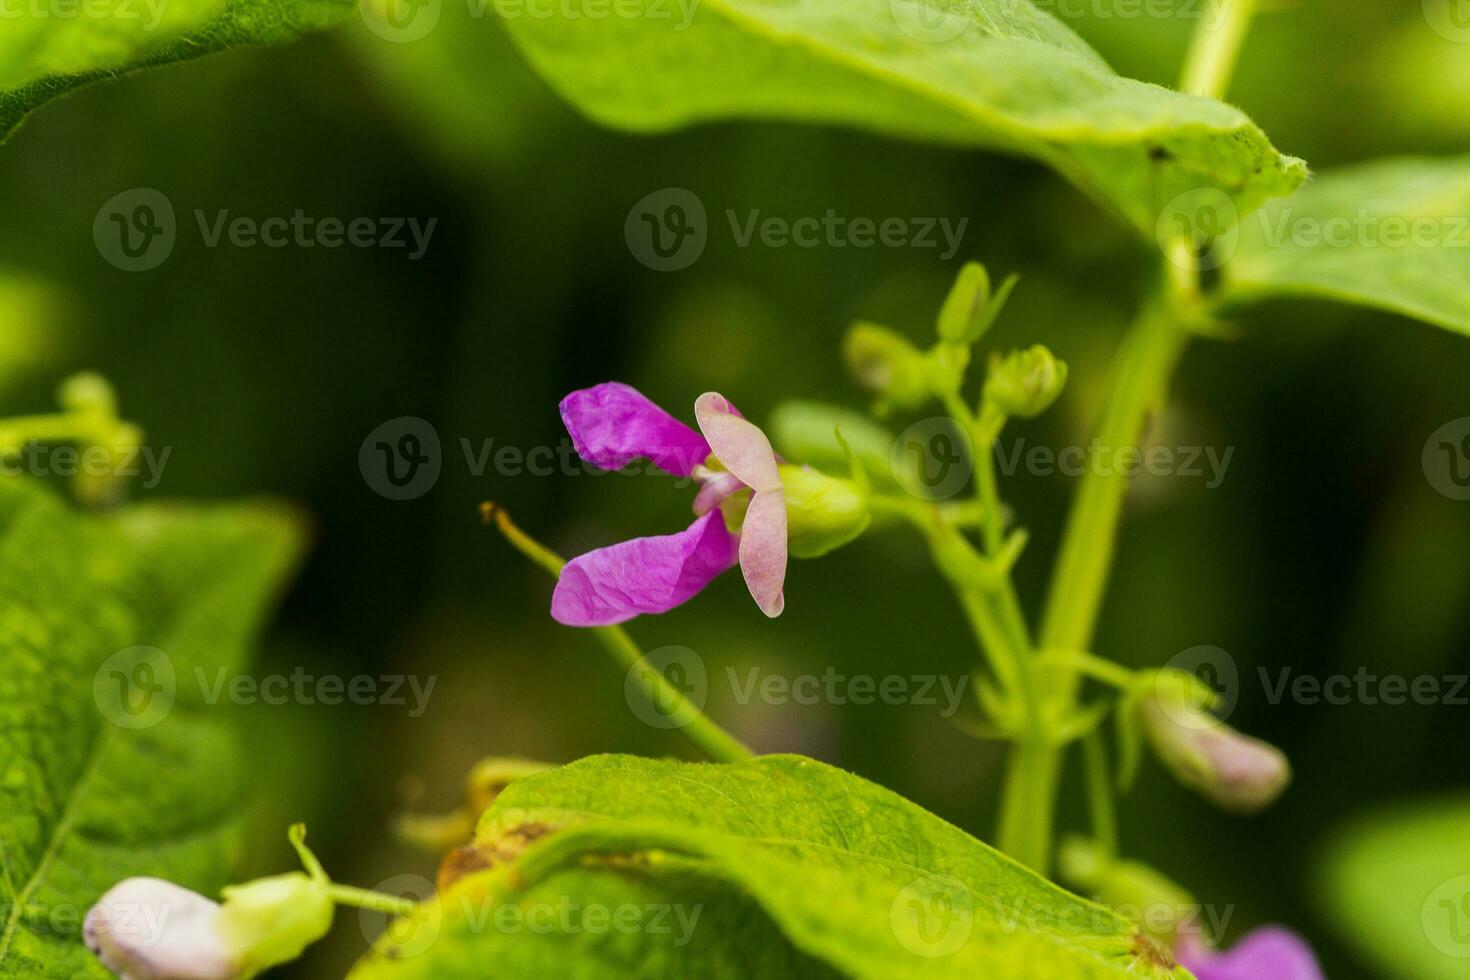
[86,878,236,980]
[1139,695,1291,814]
[984,345,1067,418]
[843,322,933,411]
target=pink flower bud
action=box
[85,878,236,980]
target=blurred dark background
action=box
[1,3,1466,976]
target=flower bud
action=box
[1059,839,1195,944]
[935,262,990,344]
[1138,695,1291,813]
[842,322,933,411]
[216,873,335,977]
[983,345,1068,418]
[777,463,870,558]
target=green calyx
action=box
[779,464,871,558]
[216,824,335,977]
[218,873,335,978]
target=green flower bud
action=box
[983,345,1068,418]
[1060,839,1196,944]
[935,262,990,344]
[842,321,933,411]
[58,371,119,418]
[778,463,870,558]
[216,872,334,976]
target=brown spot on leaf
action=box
[436,821,555,892]
[1130,931,1176,972]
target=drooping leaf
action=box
[491,0,1305,236]
[0,0,353,142]
[0,480,302,975]
[351,754,1184,979]
[1318,795,1470,980]
[1221,156,1470,336]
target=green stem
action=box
[483,503,754,764]
[1179,0,1261,99]
[327,884,419,918]
[1082,732,1118,857]
[1022,2,1261,873]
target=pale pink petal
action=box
[739,489,787,617]
[694,392,781,493]
[1178,927,1324,980]
[560,383,711,477]
[85,878,236,980]
[692,469,745,517]
[551,511,739,626]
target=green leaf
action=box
[492,0,1305,235]
[0,480,302,975]
[0,0,353,142]
[351,754,1185,979]
[1221,156,1470,336]
[1318,795,1470,980]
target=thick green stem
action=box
[1017,1,1260,873]
[483,503,754,764]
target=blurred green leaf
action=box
[493,0,1305,235]
[0,0,352,142]
[1319,795,1470,979]
[0,481,302,975]
[771,400,905,490]
[1222,156,1470,336]
[353,754,1183,979]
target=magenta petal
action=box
[739,489,787,617]
[560,382,711,477]
[694,392,781,493]
[1179,927,1324,980]
[551,511,739,626]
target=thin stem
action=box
[1082,732,1118,857]
[483,503,754,764]
[1036,649,1138,691]
[327,884,419,918]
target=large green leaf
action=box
[0,0,353,142]
[1319,796,1470,980]
[0,480,302,975]
[492,0,1305,236]
[1221,156,1470,336]
[352,754,1186,979]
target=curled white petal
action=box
[85,878,237,980]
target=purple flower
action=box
[1178,926,1325,980]
[551,383,787,626]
